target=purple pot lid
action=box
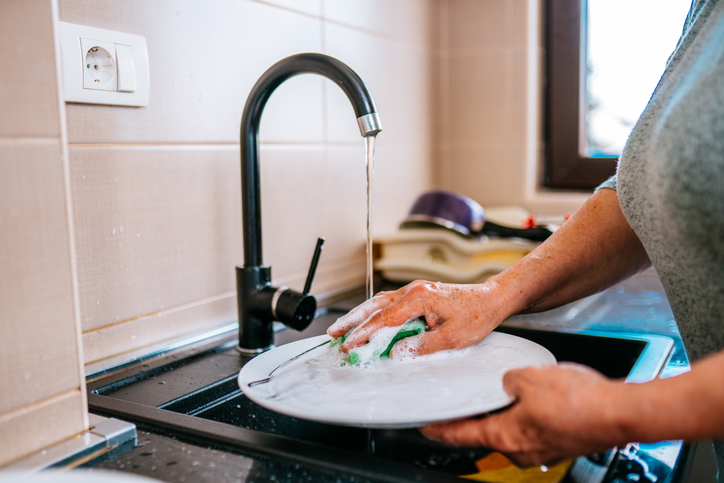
[403,190,485,236]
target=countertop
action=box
[81,268,689,483]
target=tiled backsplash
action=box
[58,0,438,364]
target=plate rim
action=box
[238,331,555,428]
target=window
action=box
[544,0,690,189]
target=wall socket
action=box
[59,22,149,107]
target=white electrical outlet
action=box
[81,38,117,91]
[59,22,149,107]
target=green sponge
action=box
[332,318,426,365]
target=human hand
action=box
[420,363,629,467]
[326,279,513,357]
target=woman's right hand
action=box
[326,279,514,358]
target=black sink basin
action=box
[88,321,674,480]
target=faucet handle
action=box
[266,237,325,332]
[303,237,325,294]
[269,287,316,331]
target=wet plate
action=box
[238,332,556,428]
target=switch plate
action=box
[59,22,149,107]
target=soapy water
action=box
[250,332,554,426]
[342,318,425,365]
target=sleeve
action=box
[595,174,617,192]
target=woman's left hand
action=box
[420,363,630,467]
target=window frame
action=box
[543,0,618,189]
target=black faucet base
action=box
[236,265,275,352]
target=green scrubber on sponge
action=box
[331,318,426,365]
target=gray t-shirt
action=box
[597,0,724,475]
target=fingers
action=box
[389,321,483,358]
[327,294,387,338]
[341,298,426,352]
[327,283,423,338]
[420,414,504,448]
[389,333,425,358]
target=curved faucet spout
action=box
[237,53,382,353]
[241,53,381,268]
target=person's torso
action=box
[617,0,724,362]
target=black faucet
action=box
[236,53,382,354]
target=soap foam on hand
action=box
[331,318,427,366]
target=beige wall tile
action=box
[447,0,507,53]
[447,145,526,208]
[372,144,435,234]
[70,144,385,336]
[60,0,325,145]
[448,51,511,147]
[0,0,61,138]
[83,294,236,364]
[324,23,436,145]
[69,145,243,332]
[260,146,328,279]
[323,145,367,259]
[0,140,83,415]
[0,390,85,467]
[326,144,434,237]
[509,0,530,47]
[323,0,436,46]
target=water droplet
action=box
[96,300,100,305]
[120,226,123,232]
[81,176,86,180]
[112,229,116,235]
[137,233,141,238]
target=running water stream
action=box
[365,135,377,300]
[364,134,377,455]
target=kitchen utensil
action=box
[238,332,556,428]
[247,339,330,387]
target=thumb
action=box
[389,326,460,358]
[502,368,528,397]
[389,333,425,358]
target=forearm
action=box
[488,188,651,319]
[617,351,724,443]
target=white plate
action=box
[238,332,556,428]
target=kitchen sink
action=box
[87,301,678,483]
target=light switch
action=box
[115,44,136,93]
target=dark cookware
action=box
[400,190,552,241]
